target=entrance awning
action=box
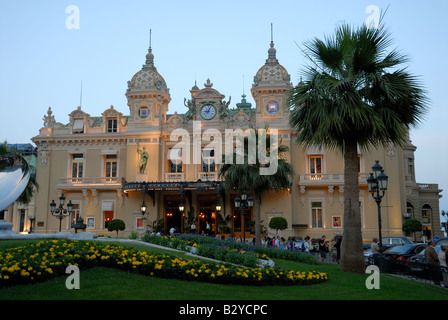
[123,180,225,192]
[124,180,226,208]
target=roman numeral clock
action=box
[200,103,217,120]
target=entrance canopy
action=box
[123,180,225,192]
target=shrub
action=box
[107,219,125,237]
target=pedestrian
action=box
[333,237,341,264]
[425,240,442,286]
[302,236,311,254]
[371,237,380,256]
[280,237,286,250]
[289,237,295,251]
[439,246,448,286]
[439,245,447,267]
[319,235,327,262]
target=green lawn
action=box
[0,239,446,300]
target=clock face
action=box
[200,104,217,120]
[266,101,279,114]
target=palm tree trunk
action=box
[340,138,365,274]
[254,193,262,246]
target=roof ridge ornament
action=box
[204,78,213,88]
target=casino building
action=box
[29,35,443,242]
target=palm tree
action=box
[288,22,428,274]
[218,127,294,245]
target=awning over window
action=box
[102,201,114,211]
[73,119,84,132]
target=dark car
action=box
[381,237,413,249]
[408,245,442,278]
[382,243,427,273]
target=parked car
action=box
[381,237,413,249]
[383,243,427,266]
[408,245,442,278]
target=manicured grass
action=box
[0,240,446,300]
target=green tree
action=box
[402,219,423,242]
[107,219,126,237]
[288,22,428,274]
[269,217,288,236]
[219,127,294,245]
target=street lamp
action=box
[367,160,389,250]
[140,201,147,216]
[234,191,254,243]
[49,193,73,232]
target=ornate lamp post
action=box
[234,191,254,243]
[367,161,389,250]
[49,193,73,232]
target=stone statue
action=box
[43,107,55,128]
[137,143,149,174]
[184,98,196,119]
[220,96,231,118]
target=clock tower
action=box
[251,30,293,129]
[184,79,230,126]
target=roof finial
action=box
[145,29,154,67]
[267,23,277,63]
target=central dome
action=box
[127,47,169,95]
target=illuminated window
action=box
[422,204,432,224]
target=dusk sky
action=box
[1,0,446,211]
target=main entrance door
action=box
[164,196,183,234]
[197,197,218,236]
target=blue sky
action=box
[0,0,446,211]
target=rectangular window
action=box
[105,155,118,178]
[72,154,84,178]
[168,148,182,173]
[407,158,414,180]
[202,148,215,172]
[70,203,81,228]
[311,201,323,228]
[107,119,117,133]
[309,155,322,180]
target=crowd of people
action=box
[259,234,342,263]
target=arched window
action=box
[421,204,432,224]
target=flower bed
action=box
[0,240,327,288]
[142,234,318,266]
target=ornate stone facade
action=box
[29,35,443,242]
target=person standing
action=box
[319,235,327,262]
[439,245,447,286]
[371,237,380,256]
[425,240,441,286]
